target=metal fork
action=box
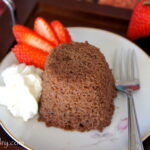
[2,0,16,25]
[113,49,144,150]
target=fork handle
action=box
[127,91,144,150]
[2,0,17,25]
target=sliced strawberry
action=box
[12,44,48,69]
[51,20,72,43]
[13,25,55,53]
[34,17,60,46]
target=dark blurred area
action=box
[0,0,138,17]
[0,0,5,16]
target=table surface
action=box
[0,0,150,150]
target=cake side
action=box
[39,42,116,131]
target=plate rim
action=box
[0,27,150,150]
[68,27,150,59]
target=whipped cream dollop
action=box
[0,64,43,121]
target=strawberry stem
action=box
[143,0,150,5]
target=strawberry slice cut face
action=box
[13,25,55,53]
[34,17,60,46]
[51,20,72,43]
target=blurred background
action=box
[0,0,138,17]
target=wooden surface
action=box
[0,0,150,149]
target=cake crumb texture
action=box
[39,42,116,131]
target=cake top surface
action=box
[45,42,110,78]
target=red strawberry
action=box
[13,25,55,53]
[12,44,48,69]
[127,0,150,40]
[51,20,72,43]
[34,17,60,46]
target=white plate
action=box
[0,27,150,150]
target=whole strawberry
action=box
[127,0,150,40]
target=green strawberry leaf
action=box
[143,0,150,5]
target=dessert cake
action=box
[39,42,116,131]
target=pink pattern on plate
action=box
[80,131,117,148]
[118,117,128,130]
[91,131,113,139]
